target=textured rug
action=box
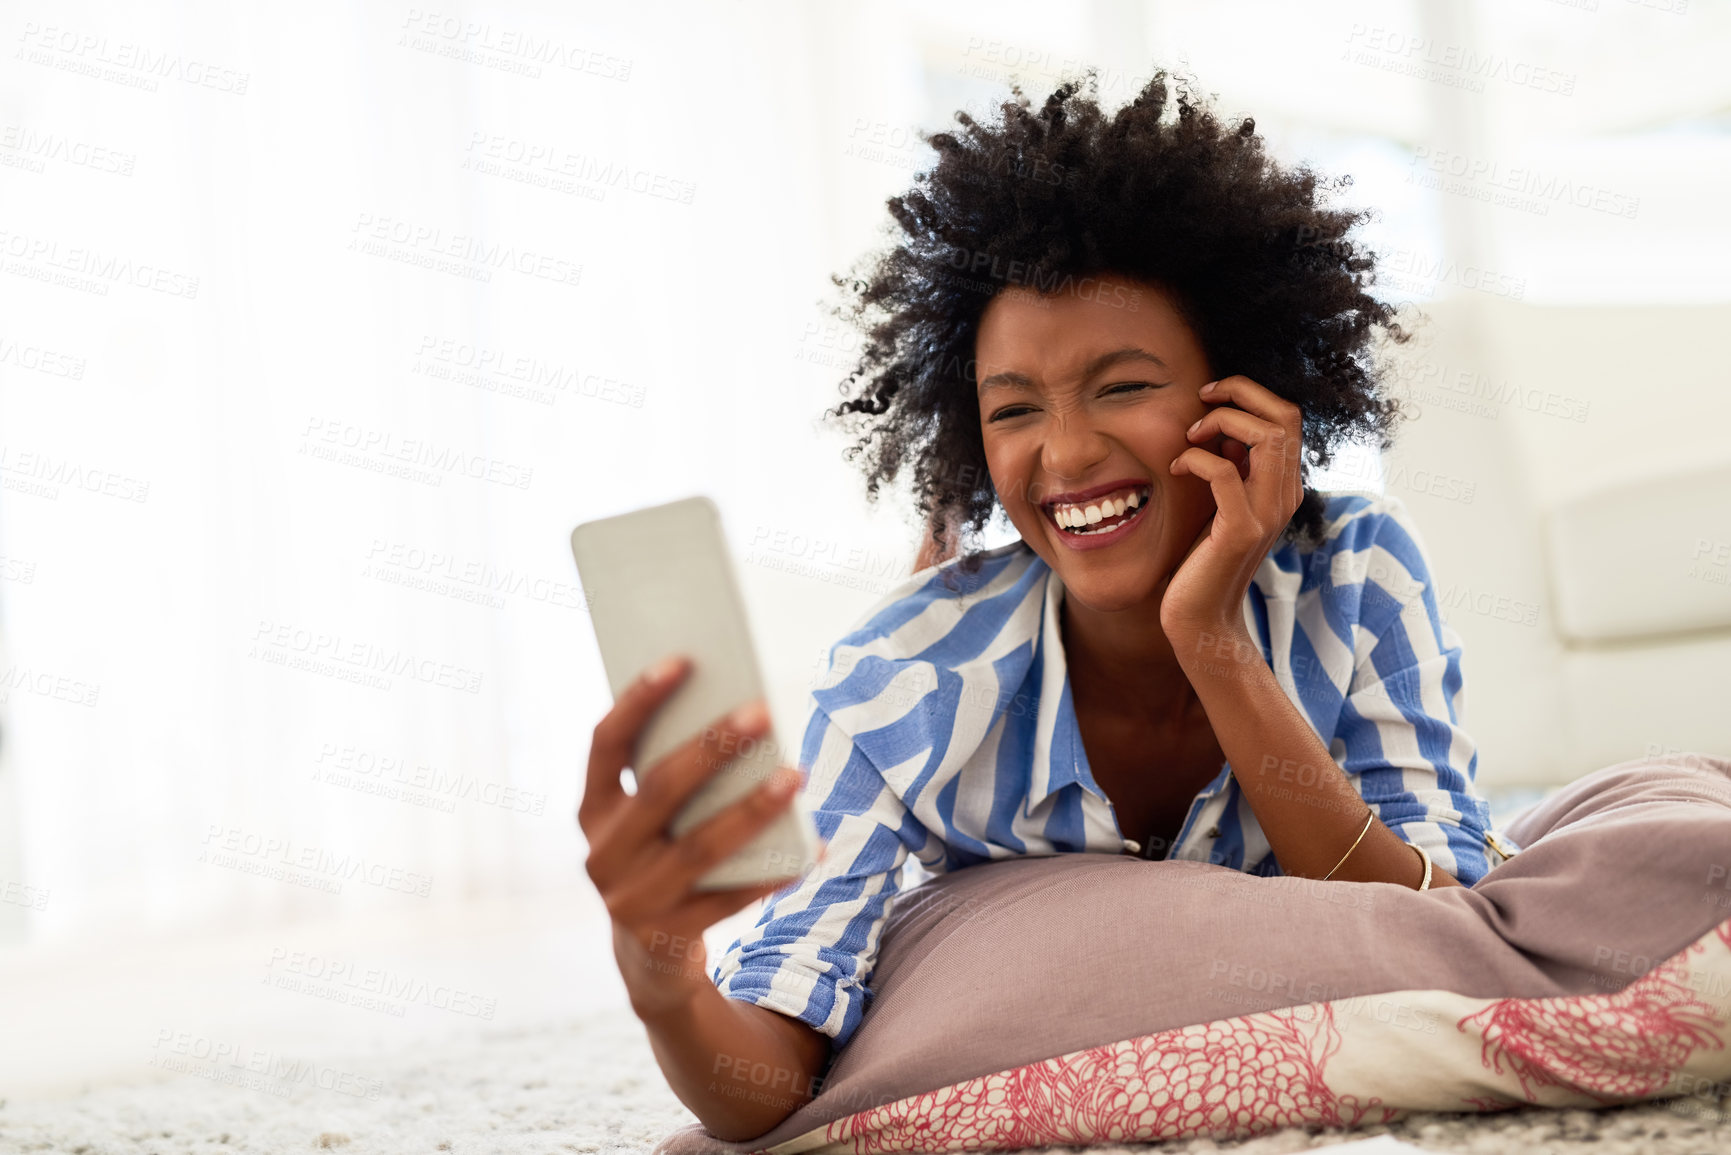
[1,1002,1728,1154]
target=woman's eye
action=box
[986,383,1161,424]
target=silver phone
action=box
[570,495,821,892]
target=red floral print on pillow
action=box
[1460,940,1726,1102]
[825,1005,1391,1150]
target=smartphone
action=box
[570,495,821,892]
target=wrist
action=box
[634,979,712,1029]
[1169,621,1258,681]
[615,921,714,1022]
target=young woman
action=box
[578,71,1519,1141]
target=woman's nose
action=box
[1040,414,1110,478]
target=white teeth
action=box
[1049,486,1150,535]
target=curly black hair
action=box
[819,67,1415,582]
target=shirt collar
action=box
[1025,560,1084,815]
[1022,552,1270,817]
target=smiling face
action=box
[974,274,1222,613]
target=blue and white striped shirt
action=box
[711,490,1518,1050]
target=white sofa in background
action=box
[1369,296,1731,788]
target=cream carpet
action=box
[2,1002,1728,1155]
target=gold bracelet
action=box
[1411,841,1433,891]
[1321,809,1374,881]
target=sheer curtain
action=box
[0,0,912,947]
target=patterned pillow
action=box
[656,753,1731,1153]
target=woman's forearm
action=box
[1173,624,1460,889]
[637,978,833,1141]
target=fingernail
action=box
[1188,419,1201,434]
[1201,381,1216,393]
[729,700,768,730]
[757,771,795,807]
[646,655,685,685]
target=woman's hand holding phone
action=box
[579,653,825,1022]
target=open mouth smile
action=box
[1040,483,1153,548]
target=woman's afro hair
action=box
[819,67,1414,578]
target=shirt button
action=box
[1206,825,1221,838]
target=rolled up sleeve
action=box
[709,704,930,1051]
[1334,499,1519,887]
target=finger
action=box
[1169,448,1254,529]
[609,765,806,920]
[1221,437,1250,480]
[1198,376,1302,427]
[1176,510,1214,570]
[580,653,690,834]
[1199,377,1303,498]
[599,697,777,860]
[1186,404,1282,453]
[1188,409,1300,516]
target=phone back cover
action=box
[570,495,819,889]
